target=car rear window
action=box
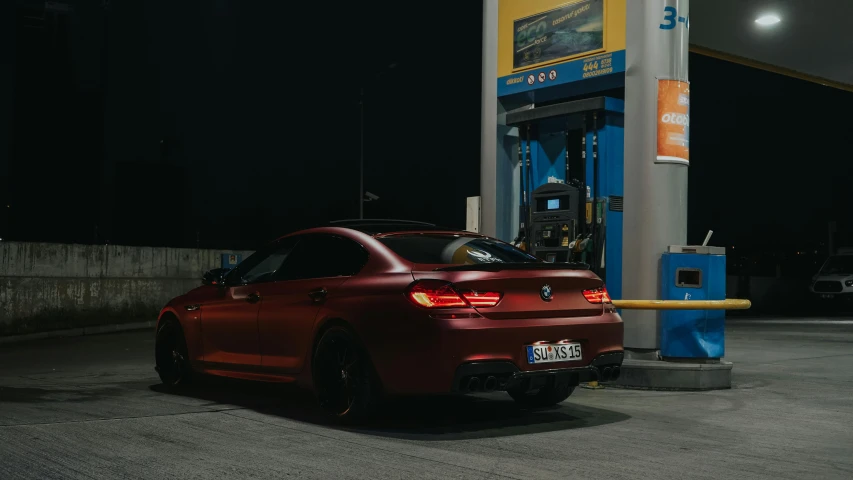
[377,234,540,264]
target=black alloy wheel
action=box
[507,382,574,408]
[312,326,375,423]
[155,319,192,387]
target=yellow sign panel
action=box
[498,0,626,78]
[512,0,605,72]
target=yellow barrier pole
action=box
[611,299,751,310]
[582,298,750,390]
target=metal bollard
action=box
[610,299,751,310]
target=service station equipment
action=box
[529,183,580,263]
[483,0,730,390]
[660,245,727,359]
[506,97,624,299]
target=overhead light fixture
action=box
[755,14,781,26]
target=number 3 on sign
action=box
[660,6,689,30]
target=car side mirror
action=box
[202,267,231,286]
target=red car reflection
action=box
[155,220,624,422]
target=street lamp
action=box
[359,63,397,219]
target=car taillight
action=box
[408,281,468,308]
[407,280,502,308]
[460,290,502,307]
[583,286,612,304]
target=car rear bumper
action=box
[366,311,624,395]
[451,351,624,393]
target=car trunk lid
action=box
[412,263,605,319]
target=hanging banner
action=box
[512,0,605,71]
[656,79,690,165]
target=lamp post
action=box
[359,63,397,219]
[359,87,364,219]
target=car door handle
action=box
[308,288,327,303]
[247,292,261,304]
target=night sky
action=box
[688,55,853,251]
[2,1,851,253]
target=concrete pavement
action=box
[1,318,852,479]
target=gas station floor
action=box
[1,318,851,480]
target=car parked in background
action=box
[810,248,853,305]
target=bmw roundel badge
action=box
[540,284,552,301]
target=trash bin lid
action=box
[667,245,725,255]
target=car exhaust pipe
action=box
[602,367,612,382]
[590,366,601,382]
[467,376,481,392]
[483,376,497,392]
[611,366,621,381]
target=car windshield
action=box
[820,255,853,275]
[376,234,540,265]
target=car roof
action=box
[271,221,487,246]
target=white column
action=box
[622,0,690,350]
[479,0,499,238]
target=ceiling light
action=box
[755,14,781,26]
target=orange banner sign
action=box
[656,79,690,165]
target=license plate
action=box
[821,294,836,299]
[526,343,582,364]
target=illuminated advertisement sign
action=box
[656,79,690,165]
[512,0,605,71]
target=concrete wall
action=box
[0,242,252,335]
[0,241,819,337]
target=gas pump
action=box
[529,183,580,262]
[506,96,624,297]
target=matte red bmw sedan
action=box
[155,219,624,422]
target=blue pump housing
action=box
[660,247,727,359]
[516,98,624,300]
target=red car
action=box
[154,220,624,422]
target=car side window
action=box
[276,234,368,281]
[227,237,299,285]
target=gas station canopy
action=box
[690,0,853,90]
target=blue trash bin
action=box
[660,245,726,359]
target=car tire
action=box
[312,326,376,424]
[155,318,193,387]
[507,382,574,408]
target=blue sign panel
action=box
[497,49,625,97]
